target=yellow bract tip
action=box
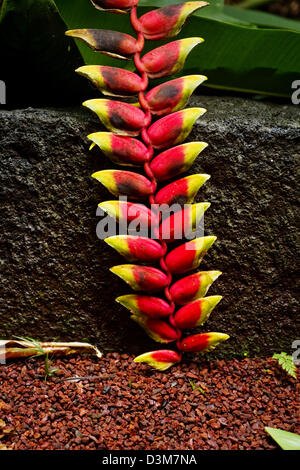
[209,271,222,281]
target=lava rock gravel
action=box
[0,354,298,450]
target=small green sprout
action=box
[189,380,205,394]
[15,336,60,381]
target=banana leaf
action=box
[223,5,300,31]
[55,0,300,98]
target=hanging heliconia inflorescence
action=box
[66,0,229,371]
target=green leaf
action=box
[223,5,300,32]
[265,427,300,450]
[55,0,300,98]
[273,352,297,379]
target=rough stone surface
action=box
[0,96,299,357]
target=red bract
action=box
[92,170,153,199]
[105,235,164,262]
[84,99,146,136]
[174,296,222,328]
[88,132,149,166]
[170,270,222,305]
[150,142,207,181]
[148,108,206,149]
[159,203,210,244]
[77,66,145,97]
[145,76,207,116]
[134,350,181,371]
[179,332,229,353]
[165,236,217,274]
[142,38,204,79]
[110,265,169,292]
[66,29,139,59]
[139,2,208,40]
[116,294,173,318]
[70,0,229,371]
[90,0,139,14]
[99,201,156,227]
[131,316,179,343]
[155,174,210,206]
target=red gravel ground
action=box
[0,354,298,450]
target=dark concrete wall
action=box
[0,96,299,357]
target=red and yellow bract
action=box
[139,2,209,40]
[66,29,140,59]
[66,0,229,371]
[91,0,139,14]
[116,294,173,319]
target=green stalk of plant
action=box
[44,352,60,381]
